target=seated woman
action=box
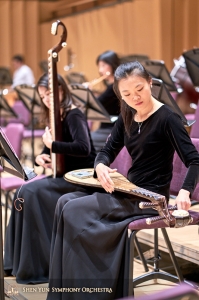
[4,73,96,284]
[89,50,120,153]
[47,61,199,300]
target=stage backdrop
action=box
[0,0,199,84]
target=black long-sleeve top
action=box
[38,108,96,174]
[94,105,199,200]
[97,84,120,129]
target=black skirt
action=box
[4,176,87,284]
[47,190,158,300]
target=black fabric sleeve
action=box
[181,164,199,195]
[165,112,199,195]
[51,111,91,157]
[94,114,125,169]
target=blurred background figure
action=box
[87,50,120,153]
[11,54,35,89]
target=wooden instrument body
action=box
[65,169,192,228]
[48,20,67,177]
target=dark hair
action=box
[37,73,73,123]
[96,50,120,74]
[12,55,24,63]
[113,61,151,136]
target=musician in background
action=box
[11,54,35,88]
[47,61,199,300]
[4,73,96,284]
[88,50,120,153]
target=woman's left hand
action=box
[175,189,191,211]
[42,126,53,149]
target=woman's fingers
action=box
[98,173,114,193]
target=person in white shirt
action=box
[11,54,35,88]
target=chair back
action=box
[190,104,199,138]
[110,147,132,177]
[12,100,31,127]
[170,138,199,201]
[4,123,24,159]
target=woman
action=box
[4,73,96,284]
[47,61,199,300]
[89,50,120,153]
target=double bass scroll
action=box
[48,20,67,178]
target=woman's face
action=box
[38,86,50,109]
[98,60,112,77]
[118,75,152,111]
[38,85,64,109]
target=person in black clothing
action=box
[4,73,96,284]
[47,61,199,300]
[90,50,120,152]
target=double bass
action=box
[48,20,67,178]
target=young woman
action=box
[47,61,199,300]
[4,73,96,284]
[89,50,120,153]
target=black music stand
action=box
[70,84,118,123]
[142,60,177,92]
[0,127,37,300]
[152,78,194,127]
[14,85,42,166]
[0,91,18,127]
[66,72,87,85]
[183,48,199,89]
[0,68,12,89]
[119,54,149,64]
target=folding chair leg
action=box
[134,235,149,272]
[123,229,136,297]
[4,191,9,238]
[133,229,180,288]
[161,228,184,281]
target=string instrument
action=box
[65,169,192,228]
[48,20,67,178]
[82,72,111,89]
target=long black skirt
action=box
[47,190,158,300]
[4,176,87,284]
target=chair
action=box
[123,138,199,297]
[118,282,199,300]
[6,100,31,127]
[0,123,46,237]
[110,146,132,177]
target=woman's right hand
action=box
[95,163,117,193]
[35,154,52,169]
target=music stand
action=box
[66,72,87,85]
[142,60,177,92]
[183,48,199,90]
[152,78,194,127]
[70,84,118,123]
[0,91,18,126]
[14,85,42,166]
[0,127,37,300]
[0,68,12,89]
[119,54,149,64]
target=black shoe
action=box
[4,270,12,277]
